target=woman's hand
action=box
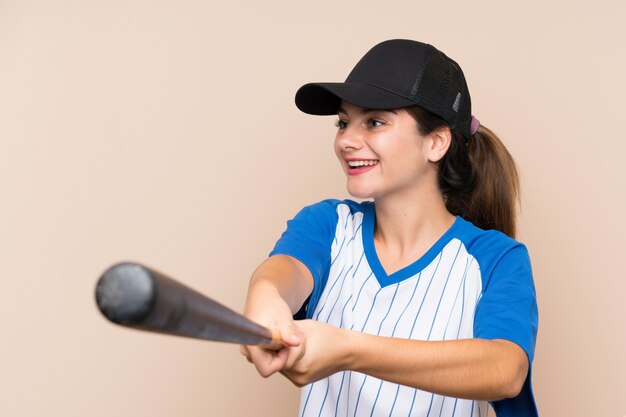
[239,255,314,378]
[239,301,303,377]
[280,320,354,387]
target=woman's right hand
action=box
[240,301,303,377]
[239,255,314,377]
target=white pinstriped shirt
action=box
[271,200,538,417]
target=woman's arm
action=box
[240,254,314,377]
[282,320,528,401]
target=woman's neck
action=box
[373,184,456,261]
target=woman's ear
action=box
[427,126,452,163]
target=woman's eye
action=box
[368,119,385,128]
[334,119,348,130]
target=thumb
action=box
[281,332,301,347]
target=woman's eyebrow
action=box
[337,107,398,115]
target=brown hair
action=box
[406,106,520,238]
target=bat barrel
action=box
[95,262,276,346]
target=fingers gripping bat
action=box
[95,262,283,349]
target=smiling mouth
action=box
[347,160,379,168]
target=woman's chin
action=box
[346,186,374,200]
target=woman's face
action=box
[333,102,441,201]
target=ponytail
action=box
[407,107,520,238]
[464,125,519,237]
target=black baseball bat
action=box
[95,262,282,348]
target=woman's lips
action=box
[346,159,379,175]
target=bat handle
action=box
[263,328,284,350]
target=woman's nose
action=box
[335,125,364,151]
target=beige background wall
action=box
[1,1,624,416]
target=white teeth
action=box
[348,160,378,167]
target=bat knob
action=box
[95,263,155,325]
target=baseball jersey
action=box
[270,199,539,417]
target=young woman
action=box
[241,39,539,417]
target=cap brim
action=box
[295,82,416,115]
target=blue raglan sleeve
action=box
[474,244,539,417]
[474,244,538,360]
[269,200,339,297]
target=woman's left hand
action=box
[280,319,355,387]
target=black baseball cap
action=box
[295,39,473,139]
